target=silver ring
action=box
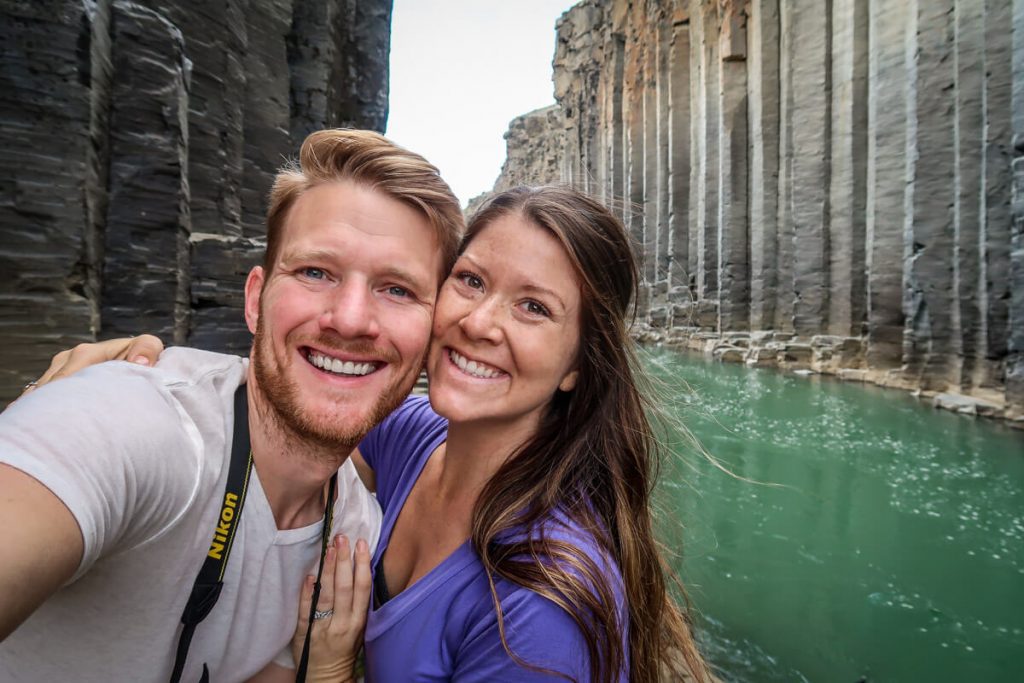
[313,608,334,620]
[23,380,38,392]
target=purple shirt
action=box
[359,396,628,682]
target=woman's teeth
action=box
[449,349,502,379]
[307,351,376,376]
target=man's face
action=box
[245,181,442,451]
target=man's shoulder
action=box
[75,346,247,416]
[152,347,248,389]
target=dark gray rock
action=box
[101,0,190,342]
[0,1,100,396]
[0,0,394,405]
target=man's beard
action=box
[251,316,422,459]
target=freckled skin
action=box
[426,214,581,438]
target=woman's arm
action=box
[23,335,164,395]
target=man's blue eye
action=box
[302,267,326,280]
[388,285,410,298]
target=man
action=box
[0,129,464,680]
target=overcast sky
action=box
[386,0,580,205]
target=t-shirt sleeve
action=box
[451,587,593,682]
[357,395,446,509]
[0,364,205,581]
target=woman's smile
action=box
[426,212,581,431]
[445,347,507,380]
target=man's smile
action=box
[304,348,382,377]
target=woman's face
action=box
[426,213,582,435]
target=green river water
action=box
[643,349,1024,683]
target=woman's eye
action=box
[458,272,483,290]
[523,300,550,317]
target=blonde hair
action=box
[265,129,464,277]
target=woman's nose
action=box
[458,297,504,343]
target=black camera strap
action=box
[169,385,254,683]
[168,384,339,683]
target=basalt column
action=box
[0,1,106,395]
[903,0,958,390]
[1009,0,1024,409]
[828,0,868,337]
[865,0,911,369]
[101,2,190,342]
[786,0,831,336]
[668,8,692,303]
[717,0,749,332]
[748,0,780,331]
[979,0,1015,393]
[0,0,394,404]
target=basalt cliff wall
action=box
[0,0,392,403]
[480,0,1024,423]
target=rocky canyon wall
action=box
[483,0,1024,422]
[0,0,392,403]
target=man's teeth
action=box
[449,349,502,379]
[307,351,376,376]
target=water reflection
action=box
[644,349,1024,683]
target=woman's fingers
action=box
[27,349,72,393]
[293,536,369,682]
[122,334,164,366]
[26,335,165,394]
[330,535,354,628]
[351,538,372,622]
[313,537,339,622]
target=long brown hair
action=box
[466,187,713,682]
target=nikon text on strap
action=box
[169,385,254,683]
[167,384,340,683]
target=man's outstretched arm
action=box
[0,463,83,641]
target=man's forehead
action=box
[286,183,427,238]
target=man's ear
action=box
[244,266,265,335]
[558,369,578,393]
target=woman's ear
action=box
[558,369,579,392]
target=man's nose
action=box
[319,280,380,339]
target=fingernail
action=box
[133,356,150,366]
[356,538,368,552]
[335,534,348,549]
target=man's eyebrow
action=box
[278,248,335,265]
[380,266,432,294]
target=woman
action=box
[38,186,713,683]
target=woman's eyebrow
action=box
[521,284,567,310]
[458,252,490,275]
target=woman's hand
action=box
[23,335,164,395]
[292,535,372,683]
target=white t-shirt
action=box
[0,348,381,682]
